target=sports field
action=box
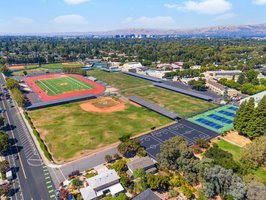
[87,70,216,117]
[188,105,239,134]
[28,100,172,163]
[35,76,95,96]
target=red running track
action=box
[24,74,105,102]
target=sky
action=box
[0,0,266,33]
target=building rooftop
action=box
[87,169,120,190]
[207,80,226,91]
[127,157,155,172]
[133,189,161,200]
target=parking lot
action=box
[138,119,219,159]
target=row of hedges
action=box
[23,111,53,161]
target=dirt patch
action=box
[222,131,251,147]
[80,97,126,113]
[8,65,25,69]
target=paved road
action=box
[0,74,56,200]
[49,147,118,187]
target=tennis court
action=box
[188,105,239,134]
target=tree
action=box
[243,96,266,138]
[204,144,240,172]
[118,139,141,157]
[180,185,193,199]
[6,78,20,90]
[72,177,82,187]
[240,135,266,168]
[204,166,247,200]
[11,88,26,107]
[0,160,9,173]
[237,73,245,84]
[234,97,266,139]
[247,182,266,200]
[0,132,11,154]
[246,70,259,83]
[195,138,210,149]
[110,159,127,173]
[146,174,169,190]
[114,153,120,160]
[105,155,113,163]
[158,136,200,185]
[133,168,145,179]
[22,70,28,76]
[189,78,206,91]
[0,116,4,128]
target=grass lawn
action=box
[42,62,83,69]
[28,101,171,163]
[35,76,94,96]
[87,70,216,117]
[216,139,242,160]
[216,139,266,185]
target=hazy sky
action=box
[0,0,266,33]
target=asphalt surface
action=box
[138,119,219,160]
[0,74,56,200]
[49,147,118,187]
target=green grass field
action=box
[188,105,238,133]
[217,139,266,185]
[41,62,83,69]
[35,76,94,96]
[87,70,216,117]
[28,101,171,162]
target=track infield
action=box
[25,74,105,102]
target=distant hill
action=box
[1,23,266,37]
[100,23,266,37]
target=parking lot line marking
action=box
[47,185,53,189]
[46,180,51,184]
[49,190,54,193]
[45,176,50,180]
[50,194,56,198]
[43,169,48,172]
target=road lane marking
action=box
[1,99,27,179]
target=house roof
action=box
[127,157,155,172]
[80,186,97,200]
[133,189,161,200]
[87,169,120,190]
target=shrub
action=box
[105,155,113,163]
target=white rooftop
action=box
[80,186,97,200]
[87,169,120,190]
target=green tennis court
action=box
[35,76,95,96]
[188,105,239,134]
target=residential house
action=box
[80,169,125,200]
[126,157,157,177]
[132,188,161,200]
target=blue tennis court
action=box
[196,118,223,130]
[207,114,233,124]
[228,106,238,112]
[218,110,236,117]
